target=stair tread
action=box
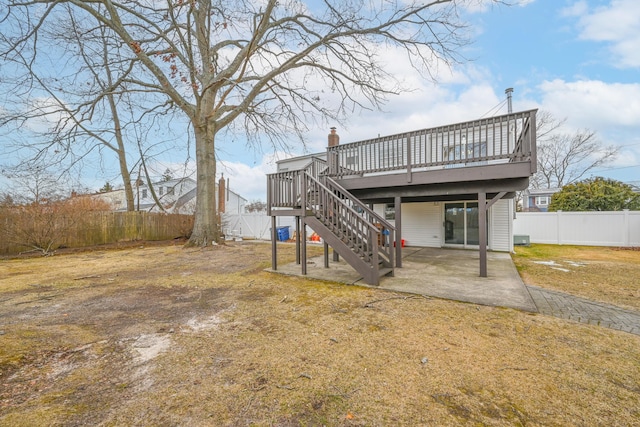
[378,267,394,277]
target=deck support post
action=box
[301,217,307,275]
[271,216,277,271]
[295,216,301,265]
[324,242,329,268]
[479,192,487,277]
[300,170,308,276]
[395,196,402,268]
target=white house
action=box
[95,176,247,215]
[267,110,538,285]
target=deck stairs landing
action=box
[268,159,395,286]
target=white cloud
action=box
[538,79,640,129]
[571,0,640,68]
[561,1,588,17]
[23,97,72,133]
[215,73,512,203]
[460,0,535,14]
[536,78,640,172]
[330,74,505,145]
[218,152,288,202]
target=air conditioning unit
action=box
[513,235,530,246]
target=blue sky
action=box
[2,0,638,203]
[216,0,639,201]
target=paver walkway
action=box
[526,285,640,336]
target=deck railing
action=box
[267,168,302,211]
[326,109,537,178]
[266,157,326,212]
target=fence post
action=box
[557,210,562,245]
[624,209,630,247]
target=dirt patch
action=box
[1,241,639,425]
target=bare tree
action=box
[531,111,618,189]
[2,0,488,245]
[2,166,65,204]
[0,6,179,211]
[245,200,267,213]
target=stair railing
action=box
[322,176,395,269]
[267,156,395,279]
[303,171,381,267]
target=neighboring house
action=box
[93,188,127,211]
[95,177,247,215]
[134,178,197,213]
[267,110,538,285]
[522,187,560,212]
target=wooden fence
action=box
[0,211,194,255]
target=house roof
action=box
[276,153,326,164]
[92,176,247,213]
[138,177,196,189]
[524,187,561,196]
[142,177,247,201]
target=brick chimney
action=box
[218,174,226,213]
[328,127,339,147]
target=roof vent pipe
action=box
[505,87,514,113]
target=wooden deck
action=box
[327,110,535,173]
[267,109,538,282]
[326,109,536,201]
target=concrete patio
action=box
[269,246,537,312]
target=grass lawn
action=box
[512,244,640,311]
[0,241,639,426]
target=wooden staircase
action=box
[267,158,395,285]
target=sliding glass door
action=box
[444,202,480,247]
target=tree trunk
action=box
[188,123,218,246]
[121,164,135,211]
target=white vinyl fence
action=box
[222,213,296,240]
[514,211,640,247]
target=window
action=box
[534,196,550,206]
[444,138,487,170]
[159,186,164,196]
[167,186,175,195]
[446,140,487,162]
[141,189,148,198]
[384,204,395,220]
